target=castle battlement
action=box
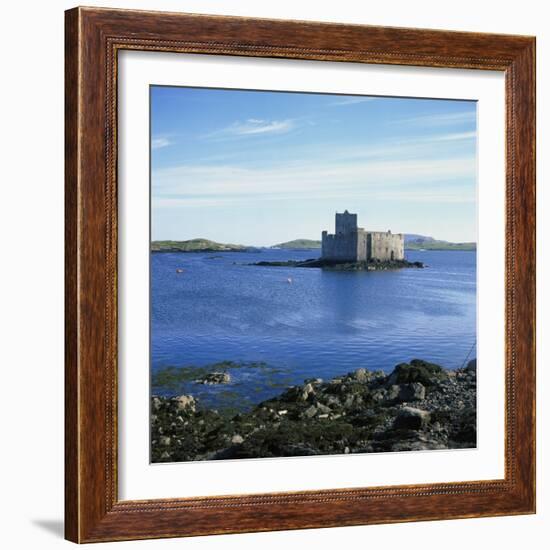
[321,211,404,262]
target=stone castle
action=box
[321,211,404,262]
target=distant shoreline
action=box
[151,238,476,254]
[405,243,476,252]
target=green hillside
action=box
[406,240,476,251]
[273,239,322,249]
[151,239,249,253]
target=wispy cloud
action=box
[390,110,476,127]
[330,97,376,106]
[151,137,172,150]
[152,129,476,210]
[152,154,475,209]
[204,118,296,140]
[424,131,476,142]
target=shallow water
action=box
[151,248,476,411]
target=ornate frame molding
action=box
[65,7,535,542]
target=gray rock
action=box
[197,372,231,385]
[326,395,341,407]
[231,434,244,445]
[386,383,425,403]
[387,385,400,401]
[316,402,332,414]
[354,368,369,382]
[393,407,431,430]
[303,405,317,419]
[174,394,196,412]
[159,436,171,446]
[344,395,355,408]
[371,389,386,403]
[152,397,162,411]
[398,382,426,402]
[300,383,314,401]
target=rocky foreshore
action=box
[151,359,476,463]
[249,258,424,270]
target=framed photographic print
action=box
[65,6,536,543]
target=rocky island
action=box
[250,258,424,271]
[151,359,476,462]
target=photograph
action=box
[1,0,542,546]
[149,86,478,463]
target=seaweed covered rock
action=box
[386,359,448,387]
[151,359,476,462]
[196,372,231,385]
[394,407,431,430]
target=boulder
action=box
[466,359,477,373]
[386,385,400,401]
[393,407,431,430]
[354,368,369,382]
[343,395,355,408]
[197,372,231,385]
[151,397,162,411]
[325,395,341,407]
[385,383,425,403]
[387,360,446,387]
[174,394,196,412]
[299,383,315,401]
[231,434,244,445]
[398,382,426,402]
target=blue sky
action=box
[151,86,477,245]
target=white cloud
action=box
[152,127,476,211]
[425,131,476,142]
[204,119,295,139]
[329,97,376,106]
[151,137,172,150]
[391,110,476,127]
[152,155,475,208]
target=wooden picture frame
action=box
[65,6,536,543]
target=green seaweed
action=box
[152,360,272,390]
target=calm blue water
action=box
[151,249,476,410]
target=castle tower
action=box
[335,210,357,235]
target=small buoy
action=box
[176,268,184,273]
[287,277,293,284]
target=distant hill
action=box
[406,241,476,251]
[151,239,250,253]
[405,235,476,251]
[274,236,474,251]
[404,234,435,244]
[273,239,322,249]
